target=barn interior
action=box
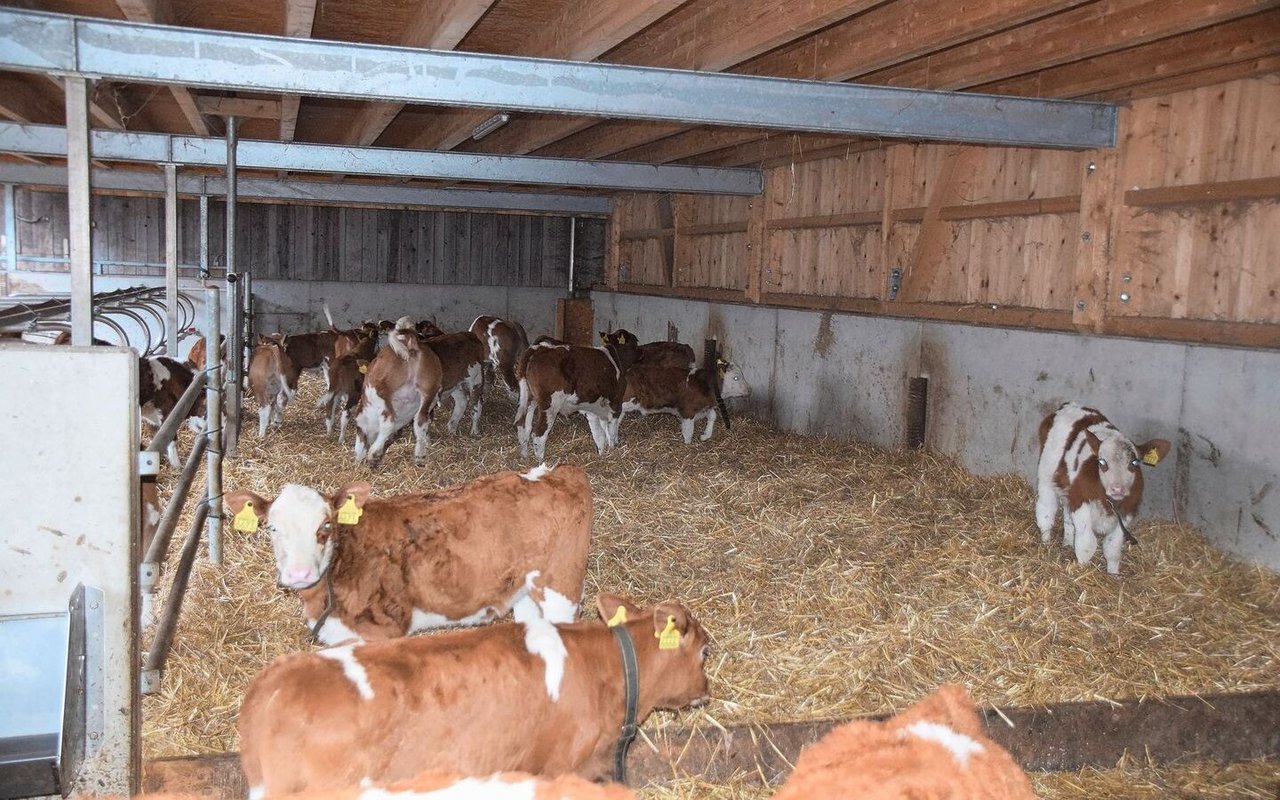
[0,0,1277,798]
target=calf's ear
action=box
[596,593,642,625]
[331,481,372,510]
[652,602,692,648]
[1136,438,1172,466]
[225,490,269,530]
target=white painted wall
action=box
[0,345,139,794]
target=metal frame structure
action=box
[0,165,612,215]
[0,8,1118,149]
[0,121,762,195]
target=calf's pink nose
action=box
[282,567,316,587]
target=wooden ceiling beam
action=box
[0,74,64,125]
[978,9,1280,101]
[279,0,318,143]
[532,0,1090,161]
[112,0,210,135]
[340,0,500,147]
[195,96,283,120]
[597,0,1274,169]
[410,0,694,153]
[858,0,1273,91]
[467,0,883,157]
[685,12,1280,169]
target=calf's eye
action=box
[1097,457,1108,469]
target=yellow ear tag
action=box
[336,495,363,525]
[358,362,368,374]
[607,606,628,627]
[656,615,680,650]
[233,502,259,533]
[1142,448,1161,466]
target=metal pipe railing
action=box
[139,501,209,695]
[138,433,208,627]
[142,368,207,461]
[203,285,224,565]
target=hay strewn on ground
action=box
[146,371,1280,794]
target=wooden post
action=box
[606,195,624,290]
[896,146,981,303]
[1073,129,1125,333]
[744,188,768,303]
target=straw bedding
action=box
[144,371,1280,794]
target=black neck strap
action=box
[611,624,640,784]
[308,566,337,642]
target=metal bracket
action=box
[888,267,903,301]
[139,669,161,697]
[137,450,160,477]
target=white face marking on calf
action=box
[1094,434,1141,501]
[512,571,568,701]
[718,363,750,399]
[521,463,553,482]
[358,776,537,800]
[903,720,986,767]
[265,484,335,589]
[318,644,374,701]
[149,357,171,388]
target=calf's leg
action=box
[1035,485,1059,543]
[1070,506,1098,566]
[1102,524,1126,575]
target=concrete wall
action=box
[593,291,1280,571]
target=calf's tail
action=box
[514,377,531,425]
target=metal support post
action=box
[567,216,577,296]
[65,76,93,345]
[224,116,241,454]
[3,183,16,275]
[203,285,223,564]
[241,270,253,361]
[198,194,209,279]
[163,163,179,355]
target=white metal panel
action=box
[0,345,139,795]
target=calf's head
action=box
[716,359,751,400]
[597,593,711,711]
[1086,431,1171,502]
[225,481,372,590]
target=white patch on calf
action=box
[521,463,553,482]
[718,363,750,399]
[409,606,496,633]
[512,571,568,701]
[314,616,363,647]
[903,720,985,767]
[359,776,537,800]
[266,484,335,589]
[318,644,374,700]
[538,586,578,624]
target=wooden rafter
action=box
[592,0,1276,170]
[410,0,696,152]
[533,0,1089,161]
[896,147,984,303]
[195,97,282,120]
[279,0,318,142]
[112,0,210,135]
[339,0,500,147]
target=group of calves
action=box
[217,461,1035,800]
[237,314,749,465]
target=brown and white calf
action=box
[602,329,696,370]
[183,332,225,371]
[283,330,338,373]
[514,335,640,461]
[471,314,530,396]
[351,328,443,466]
[249,336,301,438]
[138,356,207,466]
[237,591,709,796]
[772,684,1035,800]
[315,354,369,445]
[1035,402,1171,574]
[209,772,635,800]
[224,464,592,645]
[422,330,486,436]
[619,359,750,444]
[414,318,445,338]
[330,323,378,362]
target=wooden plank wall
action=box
[8,192,604,290]
[609,74,1280,348]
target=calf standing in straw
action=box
[1036,402,1170,574]
[236,593,711,795]
[249,334,301,438]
